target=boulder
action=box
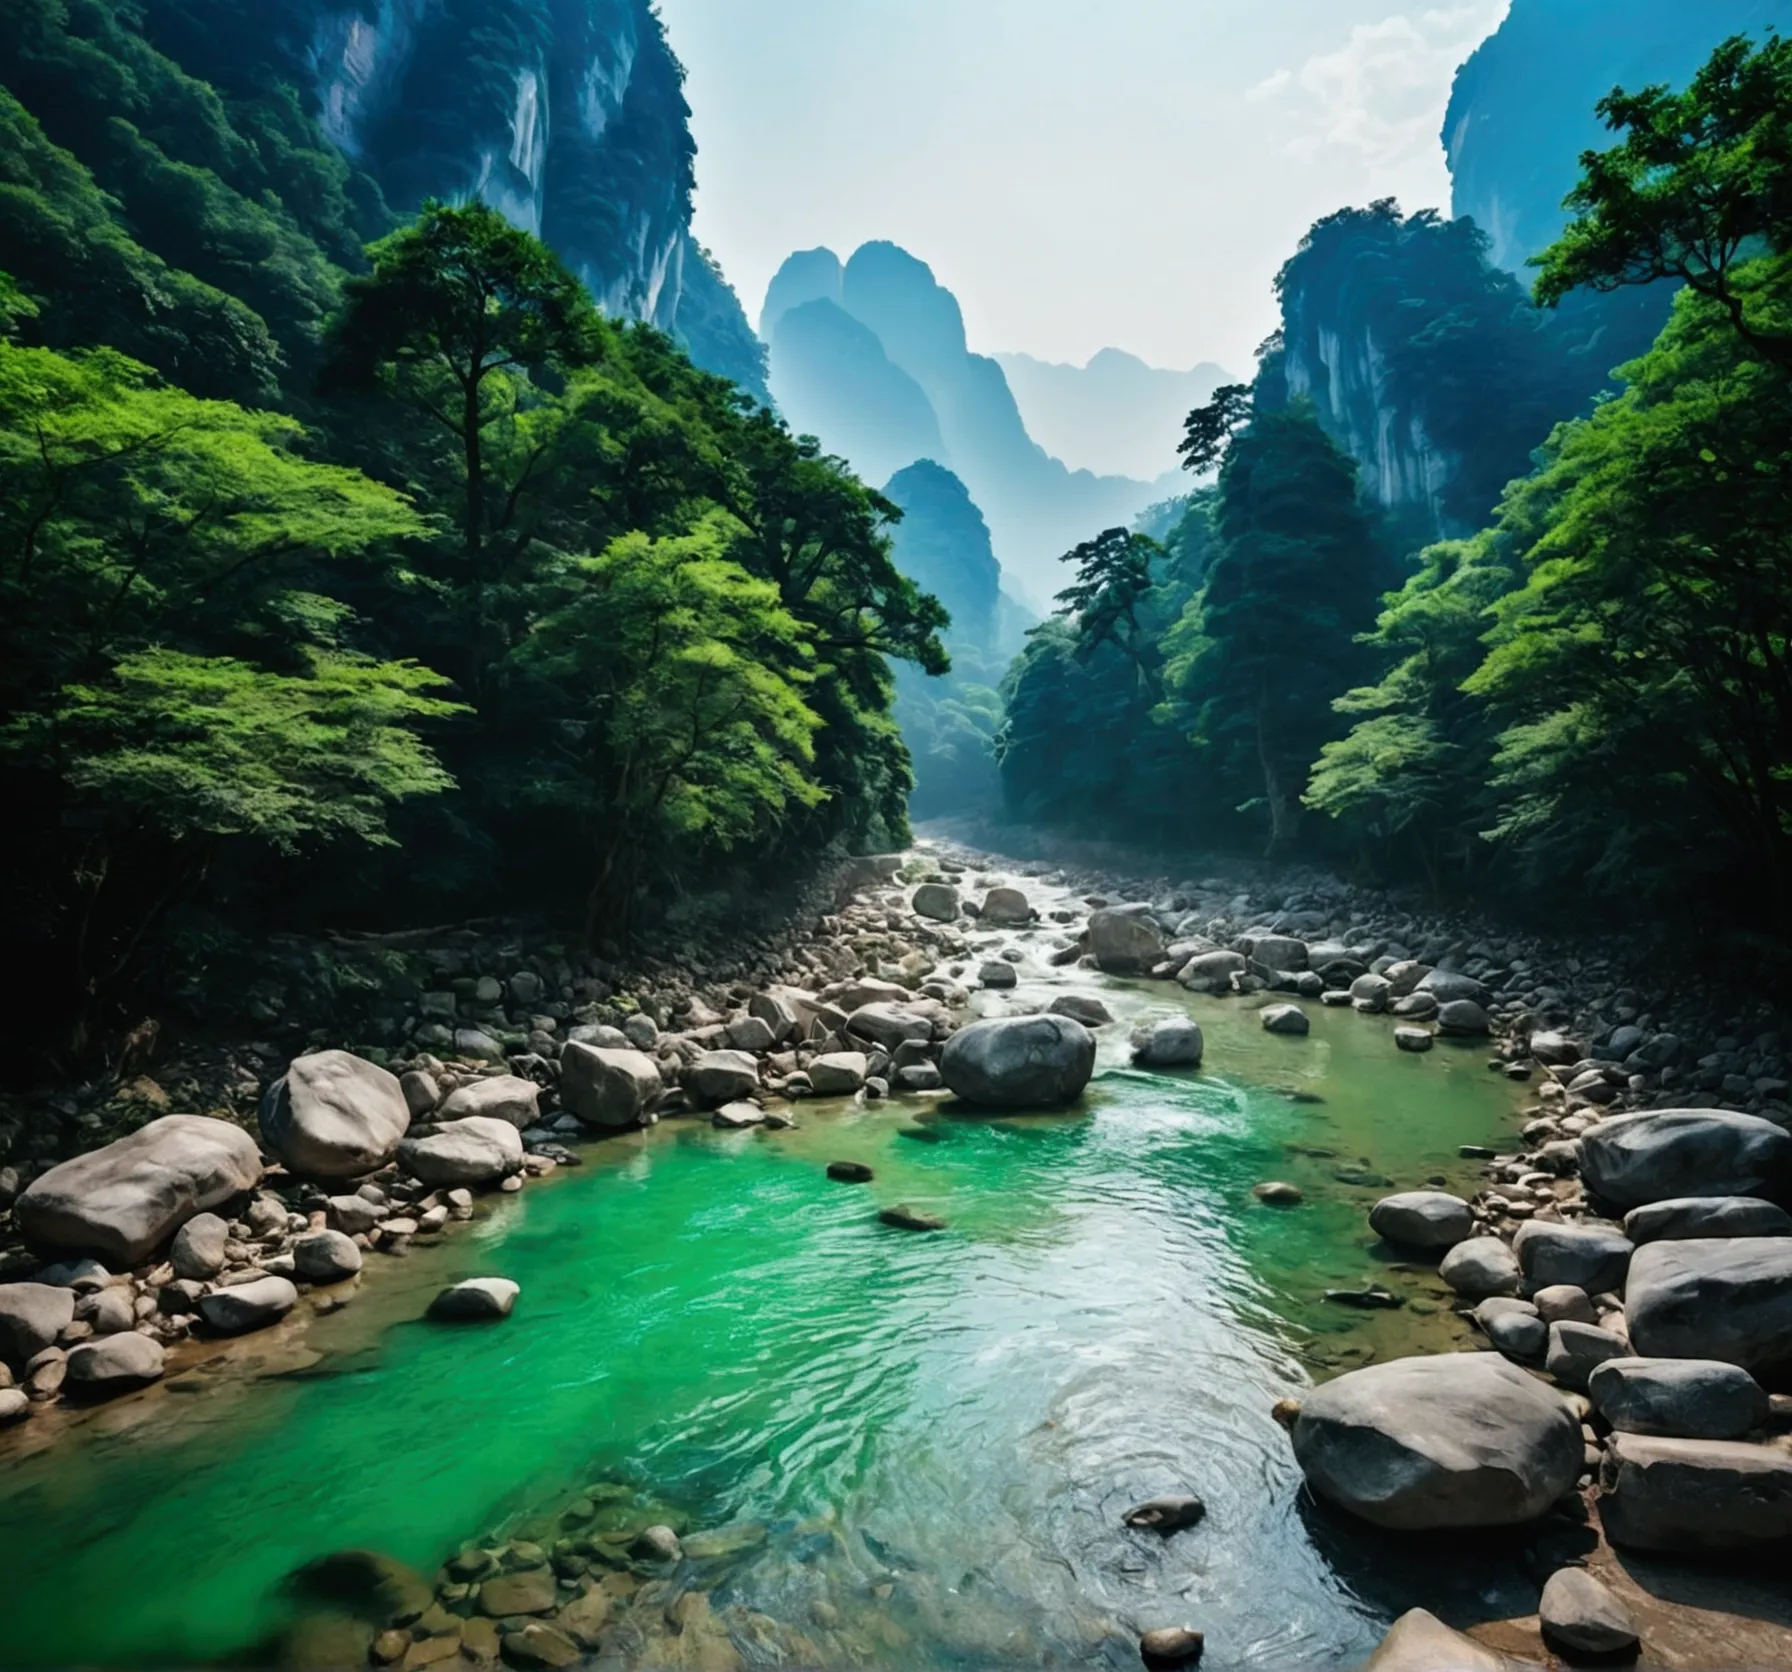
[65,1331,165,1394]
[1048,994,1114,1027]
[16,1115,263,1265]
[169,1212,229,1279]
[0,1283,77,1365]
[1477,1299,1547,1361]
[1414,970,1489,1006]
[0,1390,27,1426]
[1290,1353,1582,1528]
[1512,1221,1634,1295]
[293,1230,364,1284]
[1362,1609,1506,1672]
[1349,973,1391,1013]
[1624,1237,1792,1373]
[1545,1320,1628,1392]
[1179,950,1247,991]
[1577,1109,1792,1210]
[397,1117,524,1188]
[1528,1031,1582,1066]
[1138,1627,1205,1668]
[559,1043,661,1129]
[834,978,910,1012]
[1370,1191,1474,1251]
[746,991,798,1044]
[846,1003,934,1051]
[686,1050,760,1107]
[826,1161,874,1184]
[911,883,961,922]
[939,1015,1096,1109]
[980,886,1032,925]
[1440,1237,1523,1298]
[809,1052,869,1096]
[1437,1000,1490,1037]
[711,1102,765,1129]
[198,1274,298,1334]
[436,1076,540,1129]
[1088,908,1165,973]
[978,961,1018,990]
[1247,934,1309,972]
[1538,1569,1638,1659]
[1393,1026,1434,1053]
[259,1051,410,1178]
[1260,1004,1309,1036]
[1624,1196,1792,1244]
[1130,1017,1204,1069]
[725,1015,778,1053]
[1532,1285,1595,1325]
[1598,1432,1792,1551]
[400,1071,439,1118]
[427,1278,519,1322]
[1588,1356,1770,1440]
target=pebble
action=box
[1139,1626,1205,1667]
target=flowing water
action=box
[0,874,1526,1672]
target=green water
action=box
[0,952,1522,1672]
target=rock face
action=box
[436,1076,540,1129]
[1538,1568,1637,1659]
[1130,1017,1204,1068]
[0,1283,77,1364]
[1362,1609,1506,1672]
[66,1331,165,1393]
[397,1118,524,1187]
[1624,1196,1792,1243]
[17,1115,263,1265]
[1088,908,1165,973]
[1370,1191,1474,1251]
[1577,1109,1792,1210]
[1599,1431,1792,1551]
[559,1043,661,1129]
[1624,1237,1792,1374]
[260,1051,411,1178]
[1588,1356,1770,1440]
[1290,1353,1582,1529]
[198,1274,298,1334]
[428,1278,519,1322]
[1512,1221,1633,1295]
[939,1015,1096,1109]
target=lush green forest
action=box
[1,2,947,1064]
[1000,33,1792,940]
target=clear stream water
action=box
[0,880,1524,1672]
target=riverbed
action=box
[0,872,1528,1671]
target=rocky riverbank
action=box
[3,834,1790,1669]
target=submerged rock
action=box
[1048,993,1113,1027]
[428,1278,519,1322]
[17,1115,263,1265]
[826,1161,874,1184]
[940,1014,1095,1108]
[1291,1353,1581,1529]
[1260,1004,1309,1036]
[260,1051,411,1178]
[879,1204,946,1232]
[1123,1495,1207,1534]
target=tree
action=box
[1178,382,1254,477]
[1054,526,1164,686]
[1532,32,1792,367]
[1163,404,1389,855]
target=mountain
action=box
[883,461,1001,648]
[1444,0,1789,272]
[995,348,1233,479]
[123,0,767,399]
[761,241,1174,604]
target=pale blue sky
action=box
[656,0,1511,374]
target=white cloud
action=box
[1259,4,1510,169]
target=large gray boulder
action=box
[1088,908,1165,973]
[1370,1191,1474,1251]
[436,1075,540,1129]
[846,1003,934,1051]
[687,1051,760,1106]
[259,1050,410,1178]
[1414,970,1488,1006]
[1130,1017,1204,1068]
[66,1331,165,1394]
[0,1283,76,1365]
[1545,1321,1628,1391]
[1577,1109,1792,1210]
[198,1274,298,1334]
[1512,1221,1633,1295]
[397,1117,524,1187]
[428,1277,519,1322]
[1290,1353,1582,1529]
[1624,1237,1792,1374]
[1260,1004,1309,1036]
[980,886,1032,926]
[1362,1610,1508,1672]
[1246,933,1308,972]
[1588,1356,1770,1440]
[1624,1195,1792,1244]
[293,1230,364,1284]
[1440,1237,1523,1299]
[911,882,961,922]
[559,1043,661,1129]
[1598,1432,1792,1551]
[16,1115,263,1265]
[940,1015,1096,1109]
[808,1052,869,1096]
[1179,950,1246,992]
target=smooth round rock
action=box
[293,1229,364,1284]
[1577,1110,1792,1210]
[1363,1610,1505,1671]
[1624,1195,1792,1244]
[1625,1236,1792,1374]
[1369,1191,1473,1251]
[169,1213,229,1280]
[559,1043,661,1129]
[65,1331,165,1393]
[1588,1356,1770,1440]
[940,1014,1095,1109]
[1392,1026,1434,1052]
[826,1161,874,1184]
[1439,1236,1522,1298]
[1539,1567,1638,1658]
[1260,1004,1309,1036]
[398,1117,524,1187]
[1138,1626,1205,1668]
[1130,1017,1204,1068]
[1253,1182,1302,1206]
[1123,1495,1206,1534]
[427,1278,519,1322]
[198,1275,298,1335]
[259,1051,411,1178]
[1048,994,1113,1027]
[1512,1221,1633,1295]
[0,1283,77,1364]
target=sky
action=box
[656,0,1512,376]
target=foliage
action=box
[1054,526,1165,684]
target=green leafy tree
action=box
[1532,32,1792,368]
[1178,382,1255,477]
[1054,526,1165,686]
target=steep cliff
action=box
[1269,201,1668,544]
[763,241,1171,604]
[137,0,768,399]
[996,349,1232,479]
[883,461,1001,649]
[1444,0,1788,271]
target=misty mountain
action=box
[995,348,1233,479]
